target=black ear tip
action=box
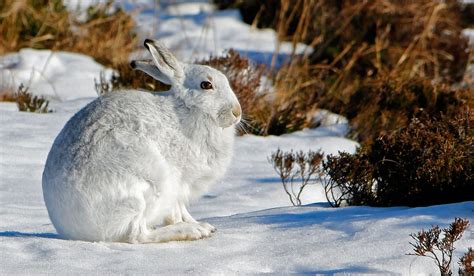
[130,60,137,69]
[144,38,153,49]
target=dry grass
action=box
[0,88,16,102]
[15,84,52,113]
[0,0,136,67]
[95,62,170,95]
[225,0,472,139]
[346,77,473,144]
[0,0,147,104]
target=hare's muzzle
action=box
[231,104,242,124]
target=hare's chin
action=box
[232,117,241,125]
[219,119,238,129]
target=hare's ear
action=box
[141,39,184,85]
[130,59,166,82]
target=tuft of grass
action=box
[0,86,16,102]
[15,84,52,113]
[0,0,136,67]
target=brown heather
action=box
[459,247,474,275]
[409,218,470,276]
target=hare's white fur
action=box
[42,40,241,243]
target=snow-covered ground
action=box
[1,96,472,274]
[0,1,473,275]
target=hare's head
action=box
[131,39,241,128]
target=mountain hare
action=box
[42,39,241,243]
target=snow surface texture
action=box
[130,0,310,65]
[0,1,473,274]
[0,49,112,101]
[67,0,311,65]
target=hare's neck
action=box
[174,98,234,152]
[182,108,221,143]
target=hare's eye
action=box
[200,81,213,90]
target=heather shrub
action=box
[409,218,470,276]
[459,247,474,276]
[321,152,376,207]
[346,78,472,144]
[323,109,473,207]
[369,110,473,206]
[268,149,324,206]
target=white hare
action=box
[42,39,241,243]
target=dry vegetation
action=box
[15,84,52,113]
[222,0,473,207]
[95,62,169,95]
[459,247,474,275]
[346,78,473,144]
[0,0,135,67]
[409,218,470,276]
[215,0,474,208]
[217,0,472,139]
[0,0,166,107]
[316,108,472,207]
[268,149,324,206]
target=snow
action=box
[1,97,472,274]
[68,0,311,66]
[463,29,474,45]
[1,0,473,274]
[0,49,112,101]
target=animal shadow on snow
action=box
[0,231,60,239]
[254,205,414,237]
[297,265,398,276]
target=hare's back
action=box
[45,91,176,175]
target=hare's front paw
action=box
[169,222,213,241]
[199,222,217,233]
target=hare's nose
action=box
[232,105,242,118]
